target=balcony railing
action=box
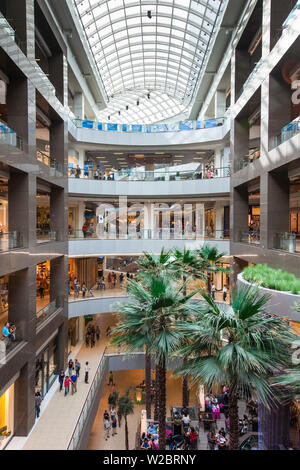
[72,116,225,134]
[0,333,23,365]
[68,166,231,181]
[273,232,300,254]
[236,59,263,101]
[36,148,63,173]
[239,231,260,245]
[235,148,260,171]
[36,229,61,243]
[0,124,23,150]
[69,228,230,241]
[36,298,61,328]
[274,120,300,147]
[0,232,24,252]
[67,353,108,450]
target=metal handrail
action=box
[68,166,231,181]
[67,351,108,450]
[72,116,226,133]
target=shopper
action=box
[189,426,198,450]
[35,392,42,418]
[75,165,81,178]
[71,372,78,395]
[85,361,90,384]
[68,359,74,376]
[108,370,114,386]
[75,359,81,377]
[104,418,111,440]
[96,325,100,342]
[112,415,117,436]
[82,283,87,298]
[223,285,227,302]
[64,376,71,396]
[211,283,216,300]
[58,370,65,392]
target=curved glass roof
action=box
[73,0,223,124]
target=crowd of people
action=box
[85,324,101,348]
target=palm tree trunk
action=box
[207,273,211,294]
[182,372,189,407]
[181,277,189,407]
[154,365,159,421]
[125,415,129,450]
[228,389,239,450]
[158,361,166,450]
[145,352,152,419]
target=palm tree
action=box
[172,246,228,406]
[197,245,227,295]
[111,282,154,420]
[118,389,134,450]
[176,286,295,450]
[141,275,198,450]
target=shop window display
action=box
[0,384,14,450]
[35,336,58,398]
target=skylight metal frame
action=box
[73,0,223,123]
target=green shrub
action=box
[242,264,300,294]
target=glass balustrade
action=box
[68,166,230,181]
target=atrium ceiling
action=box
[73,0,224,124]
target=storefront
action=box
[68,317,79,351]
[0,198,8,233]
[0,275,8,327]
[35,336,59,398]
[36,261,50,301]
[0,383,14,450]
[36,190,50,235]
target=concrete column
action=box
[50,186,68,242]
[50,119,68,168]
[49,53,67,105]
[78,202,85,232]
[8,267,36,342]
[232,120,250,171]
[231,186,248,243]
[78,316,85,342]
[262,171,289,249]
[214,90,226,118]
[14,362,35,436]
[50,256,67,307]
[268,75,291,147]
[74,93,85,120]
[7,77,36,154]
[144,203,154,238]
[215,202,224,237]
[8,172,36,249]
[262,0,271,57]
[258,399,290,450]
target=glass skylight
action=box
[73,0,223,124]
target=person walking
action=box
[85,332,90,347]
[104,418,111,441]
[222,285,227,302]
[64,376,71,396]
[68,359,74,377]
[75,359,81,377]
[71,372,77,395]
[82,283,87,297]
[211,283,216,300]
[35,392,42,418]
[112,416,117,436]
[58,370,65,392]
[117,408,122,428]
[85,361,90,384]
[96,325,100,342]
[108,370,114,386]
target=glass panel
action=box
[73,0,224,123]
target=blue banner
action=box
[145,125,152,133]
[179,121,193,131]
[205,119,217,128]
[107,123,118,131]
[82,120,94,129]
[195,121,202,129]
[97,122,103,131]
[121,124,129,132]
[131,124,143,132]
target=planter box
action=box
[237,273,300,321]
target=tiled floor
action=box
[87,369,199,450]
[22,313,117,450]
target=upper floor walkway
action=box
[68,116,230,148]
[68,169,230,197]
